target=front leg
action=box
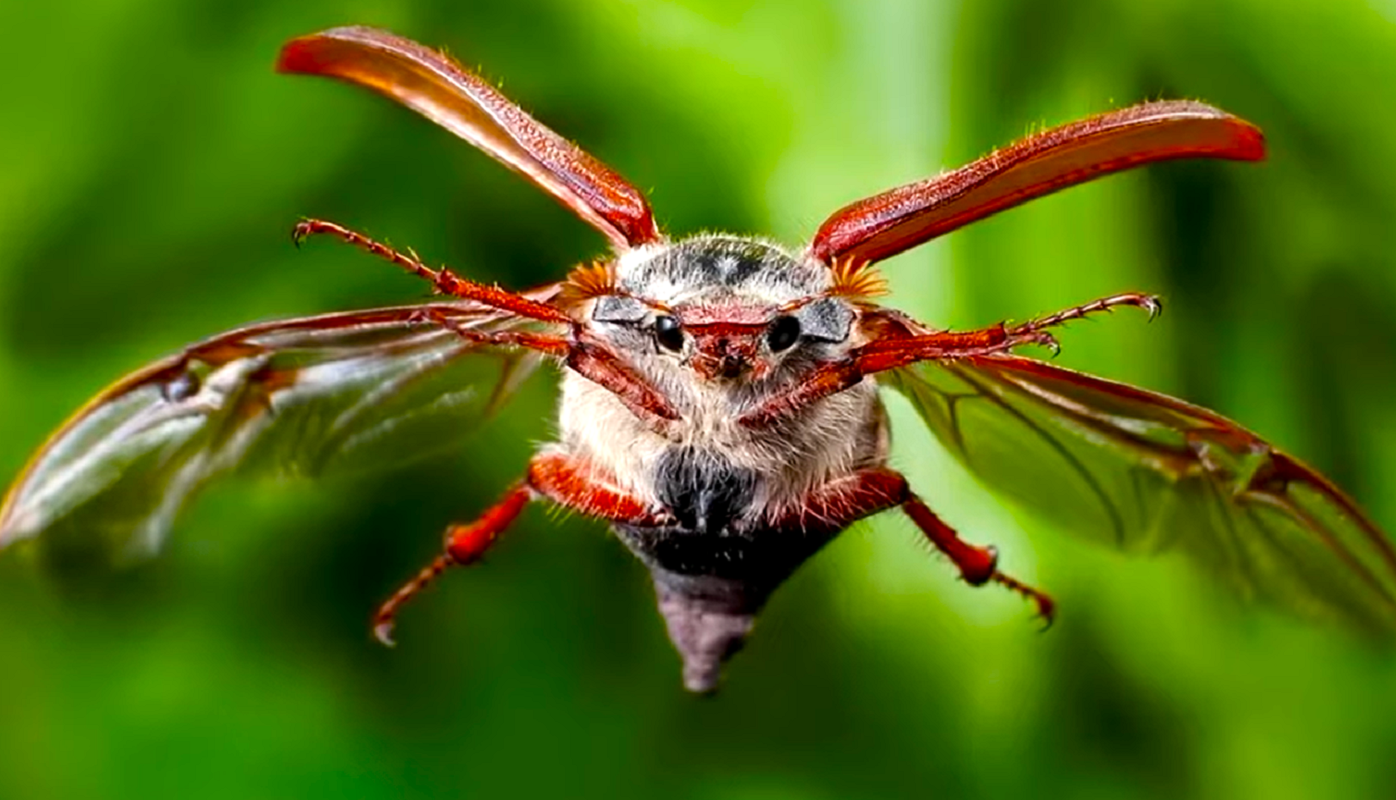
[565,339,681,434]
[296,219,681,434]
[426,308,681,435]
[293,218,572,324]
[741,292,1158,429]
[741,326,1054,429]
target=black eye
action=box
[767,316,801,352]
[654,315,685,352]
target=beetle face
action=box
[591,234,858,385]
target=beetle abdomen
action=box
[614,450,849,692]
[615,519,844,693]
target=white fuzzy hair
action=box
[553,233,888,527]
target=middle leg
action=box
[902,493,1055,625]
[373,452,675,646]
[767,467,1054,624]
[372,482,533,646]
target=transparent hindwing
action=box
[0,292,559,560]
[891,354,1396,635]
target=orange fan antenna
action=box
[827,256,889,300]
[559,261,620,306]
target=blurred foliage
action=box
[3,0,1396,798]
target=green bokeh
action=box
[3,1,1396,798]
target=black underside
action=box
[639,446,843,607]
[614,519,845,693]
[630,447,848,692]
[613,520,843,607]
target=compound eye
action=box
[654,315,685,352]
[767,315,801,352]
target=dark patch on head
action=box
[687,244,764,286]
[624,235,826,298]
[798,298,855,342]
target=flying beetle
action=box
[4,26,1395,694]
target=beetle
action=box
[4,26,1394,693]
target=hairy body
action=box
[547,236,891,689]
[557,236,886,523]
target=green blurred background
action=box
[3,0,1396,798]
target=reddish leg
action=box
[764,467,908,530]
[740,326,1054,428]
[527,452,675,526]
[425,307,681,431]
[293,218,571,324]
[294,221,682,430]
[374,453,674,646]
[373,483,533,646]
[740,292,1160,429]
[1010,291,1160,334]
[412,306,572,355]
[903,494,1055,625]
[765,467,1053,624]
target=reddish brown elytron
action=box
[278,27,660,250]
[5,26,1395,695]
[809,101,1265,265]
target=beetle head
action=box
[587,235,857,386]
